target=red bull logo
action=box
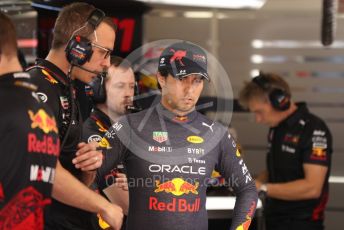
[284,134,300,144]
[70,49,86,60]
[155,178,199,196]
[311,147,327,160]
[149,197,200,213]
[193,54,206,63]
[28,133,60,156]
[42,69,58,84]
[170,49,187,66]
[151,178,200,213]
[172,115,189,123]
[96,120,107,133]
[28,109,58,134]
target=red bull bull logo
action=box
[170,49,187,66]
[172,115,189,123]
[28,109,58,134]
[311,147,327,160]
[95,120,107,133]
[154,178,199,196]
[42,69,58,84]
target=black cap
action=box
[158,41,210,81]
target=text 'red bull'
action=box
[151,178,200,213]
[28,133,60,156]
[149,197,200,213]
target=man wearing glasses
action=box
[27,2,120,230]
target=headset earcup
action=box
[88,75,106,103]
[65,35,93,66]
[269,89,290,111]
[86,49,94,63]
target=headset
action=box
[65,8,105,66]
[252,72,291,111]
[86,67,142,112]
[61,8,105,149]
[87,72,107,103]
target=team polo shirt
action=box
[266,102,332,221]
[0,72,59,229]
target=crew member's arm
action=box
[103,173,129,215]
[77,126,130,214]
[260,164,327,200]
[257,123,332,200]
[217,129,258,230]
[52,161,123,230]
[74,120,129,198]
[72,141,102,186]
[79,126,108,186]
[254,170,268,189]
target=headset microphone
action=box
[74,64,101,76]
[126,105,142,113]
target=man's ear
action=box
[156,72,166,88]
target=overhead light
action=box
[250,69,260,78]
[251,39,344,49]
[251,54,263,64]
[330,176,344,184]
[135,0,266,9]
[184,11,213,18]
[159,11,176,17]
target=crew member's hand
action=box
[115,173,129,191]
[99,203,124,230]
[255,179,262,190]
[73,142,102,171]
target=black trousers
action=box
[266,217,324,230]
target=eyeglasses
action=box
[91,42,113,59]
